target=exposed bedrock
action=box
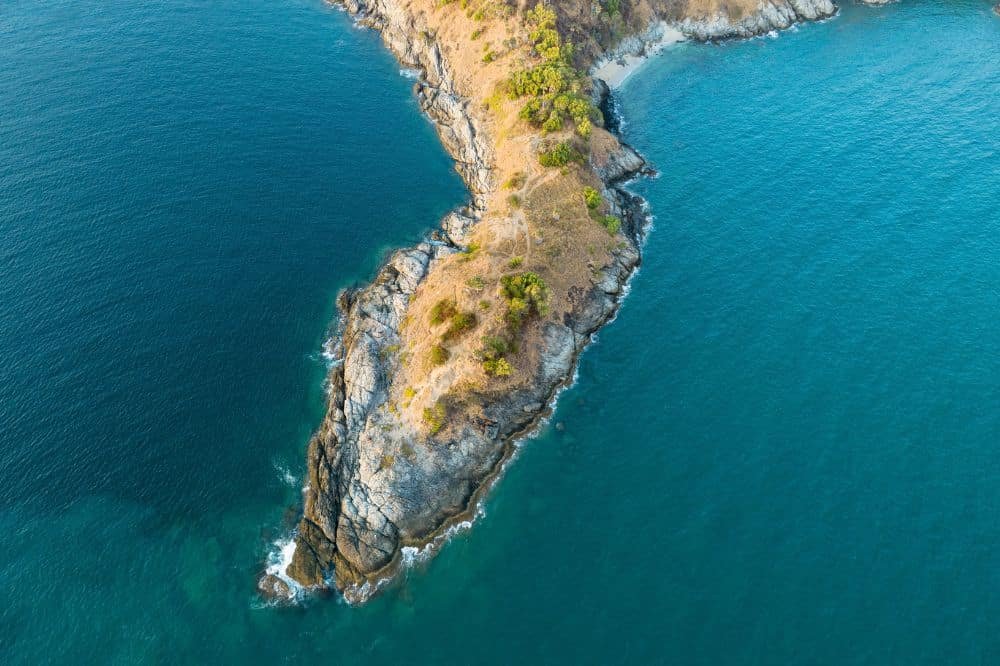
[267,0,847,603]
[679,0,837,41]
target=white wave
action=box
[344,190,657,604]
[273,462,298,487]
[321,336,340,365]
[399,67,421,79]
[261,535,304,603]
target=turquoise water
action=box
[3,0,1000,663]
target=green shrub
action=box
[481,335,511,358]
[501,272,550,329]
[459,241,481,261]
[467,276,486,291]
[509,63,575,98]
[583,186,602,210]
[471,27,484,40]
[503,172,526,190]
[442,311,477,341]
[508,256,524,269]
[599,215,621,235]
[478,299,492,311]
[504,4,597,137]
[482,50,497,64]
[539,141,582,168]
[483,357,513,377]
[423,401,446,434]
[507,194,521,208]
[429,344,450,366]
[480,335,516,378]
[429,298,458,325]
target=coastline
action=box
[262,0,840,604]
[591,22,688,89]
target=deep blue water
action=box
[3,0,1000,663]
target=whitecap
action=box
[321,336,340,365]
[273,462,298,487]
[261,535,304,603]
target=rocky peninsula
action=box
[261,0,893,603]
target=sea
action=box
[2,0,999,662]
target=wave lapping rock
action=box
[343,0,495,200]
[273,0,651,603]
[679,0,836,40]
[267,0,847,604]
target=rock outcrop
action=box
[341,0,494,202]
[267,0,849,604]
[678,0,836,40]
[274,0,651,603]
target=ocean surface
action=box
[2,0,1000,662]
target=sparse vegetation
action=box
[429,298,458,325]
[482,334,513,358]
[442,311,478,341]
[505,4,596,137]
[422,401,447,434]
[500,272,550,330]
[460,241,482,261]
[538,141,582,167]
[600,215,621,235]
[503,172,526,190]
[480,335,515,378]
[467,276,486,291]
[507,193,521,208]
[483,357,513,377]
[429,344,450,366]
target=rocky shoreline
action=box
[679,0,835,41]
[261,0,847,604]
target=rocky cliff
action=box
[678,0,835,40]
[260,0,847,604]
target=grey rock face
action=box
[343,0,494,201]
[592,142,646,183]
[273,0,837,605]
[278,0,650,596]
[679,0,837,40]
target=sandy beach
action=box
[592,22,686,88]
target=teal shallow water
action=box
[3,0,1000,663]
